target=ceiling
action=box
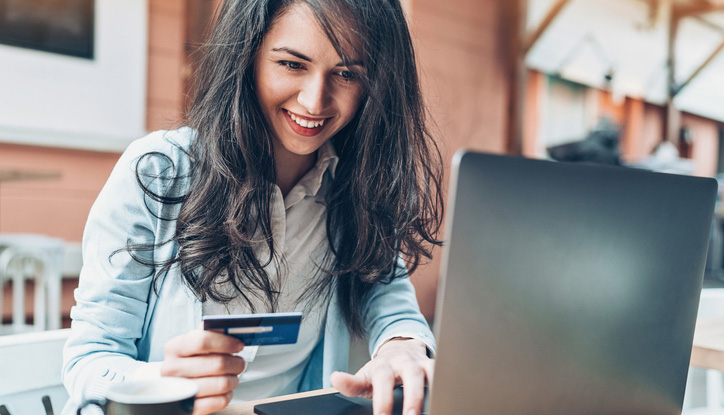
[525,0,724,122]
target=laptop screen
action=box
[429,152,717,415]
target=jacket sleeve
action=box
[362,257,437,358]
[61,131,188,404]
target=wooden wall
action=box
[408,0,513,318]
[0,144,118,240]
[147,0,188,131]
[411,0,510,156]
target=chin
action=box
[279,138,327,156]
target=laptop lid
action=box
[428,151,717,415]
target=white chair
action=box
[683,288,724,414]
[0,329,70,415]
[0,234,64,334]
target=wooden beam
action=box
[674,38,724,96]
[523,0,571,54]
[675,2,724,19]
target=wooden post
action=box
[502,0,527,155]
[664,5,681,145]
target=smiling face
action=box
[253,2,365,173]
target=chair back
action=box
[0,234,65,334]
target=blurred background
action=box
[4,0,724,413]
[1,0,724,346]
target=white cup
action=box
[77,377,198,415]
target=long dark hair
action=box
[134,0,443,336]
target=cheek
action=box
[256,69,286,104]
[259,79,298,112]
[256,80,276,108]
[340,89,365,121]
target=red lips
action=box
[283,110,328,137]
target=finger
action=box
[165,330,244,358]
[330,371,371,398]
[191,392,234,415]
[422,359,435,388]
[192,375,240,398]
[161,354,246,378]
[371,367,396,415]
[398,364,426,415]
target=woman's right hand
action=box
[161,329,246,415]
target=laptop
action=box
[255,150,717,415]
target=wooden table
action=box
[691,318,724,371]
[213,388,338,415]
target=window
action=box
[0,0,94,59]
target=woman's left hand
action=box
[330,338,433,415]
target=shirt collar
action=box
[317,139,338,179]
[284,140,339,207]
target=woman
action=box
[62,0,443,414]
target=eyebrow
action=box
[271,47,364,67]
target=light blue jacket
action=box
[61,128,435,413]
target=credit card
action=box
[203,312,303,346]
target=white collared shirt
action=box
[203,140,338,402]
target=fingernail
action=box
[407,410,419,415]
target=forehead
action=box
[263,2,362,61]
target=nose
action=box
[297,75,329,115]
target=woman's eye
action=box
[338,70,357,81]
[280,61,303,70]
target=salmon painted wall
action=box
[408,0,512,319]
[147,0,187,132]
[0,144,119,240]
[411,0,509,156]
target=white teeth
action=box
[288,111,325,129]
